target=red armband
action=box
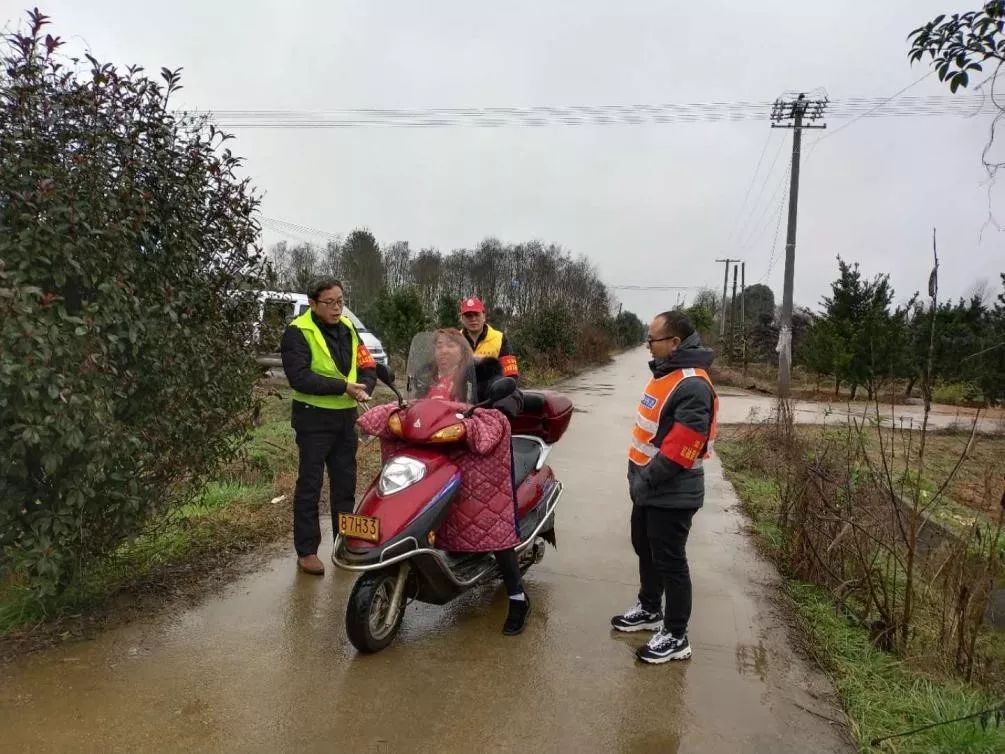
[357,344,376,370]
[500,354,519,377]
[659,423,707,468]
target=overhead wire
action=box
[802,72,938,170]
[759,165,792,284]
[254,83,997,298]
[722,129,776,253]
[262,215,340,241]
[739,159,791,255]
[734,136,787,249]
[188,93,994,129]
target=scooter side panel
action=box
[516,465,555,519]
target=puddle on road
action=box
[562,382,615,397]
[735,641,770,683]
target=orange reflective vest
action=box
[628,367,718,468]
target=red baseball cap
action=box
[459,296,485,314]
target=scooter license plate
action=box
[338,513,381,543]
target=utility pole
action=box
[770,93,827,398]
[729,264,739,356]
[740,261,747,376]
[740,261,746,333]
[715,258,740,339]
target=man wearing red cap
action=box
[459,297,519,378]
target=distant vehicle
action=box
[253,290,388,365]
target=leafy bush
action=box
[932,382,983,407]
[574,323,611,364]
[362,286,430,357]
[611,310,645,349]
[509,304,578,366]
[0,11,264,598]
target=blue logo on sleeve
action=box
[640,393,657,409]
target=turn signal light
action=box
[388,413,403,437]
[429,423,466,443]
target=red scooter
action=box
[333,332,573,653]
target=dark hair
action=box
[307,278,344,301]
[655,311,694,340]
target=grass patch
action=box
[718,434,1005,753]
[789,582,1005,753]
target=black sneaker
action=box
[503,595,531,636]
[636,629,692,664]
[610,601,663,633]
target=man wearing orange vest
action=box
[611,311,718,664]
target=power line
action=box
[804,72,937,167]
[816,72,935,144]
[261,215,340,240]
[189,93,994,129]
[609,284,702,291]
[737,151,790,251]
[723,129,775,252]
[759,169,791,283]
[733,135,787,247]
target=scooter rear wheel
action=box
[345,567,405,653]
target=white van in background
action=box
[254,290,388,365]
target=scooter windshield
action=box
[405,331,477,405]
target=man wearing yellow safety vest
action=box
[458,297,519,379]
[280,279,377,575]
[611,311,718,664]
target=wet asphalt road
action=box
[0,350,853,753]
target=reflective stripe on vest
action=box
[290,311,360,410]
[628,367,719,468]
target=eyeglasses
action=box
[646,336,675,345]
[316,298,344,308]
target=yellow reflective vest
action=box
[289,311,360,410]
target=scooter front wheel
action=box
[345,566,406,653]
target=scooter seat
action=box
[512,436,542,487]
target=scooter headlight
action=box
[379,456,426,496]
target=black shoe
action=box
[636,630,692,664]
[503,595,531,636]
[610,602,663,633]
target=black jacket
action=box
[280,313,377,431]
[628,332,716,509]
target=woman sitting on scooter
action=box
[422,329,476,402]
[417,329,532,635]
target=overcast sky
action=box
[5,0,1003,319]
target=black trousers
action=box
[631,505,697,636]
[292,412,358,557]
[494,549,523,596]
